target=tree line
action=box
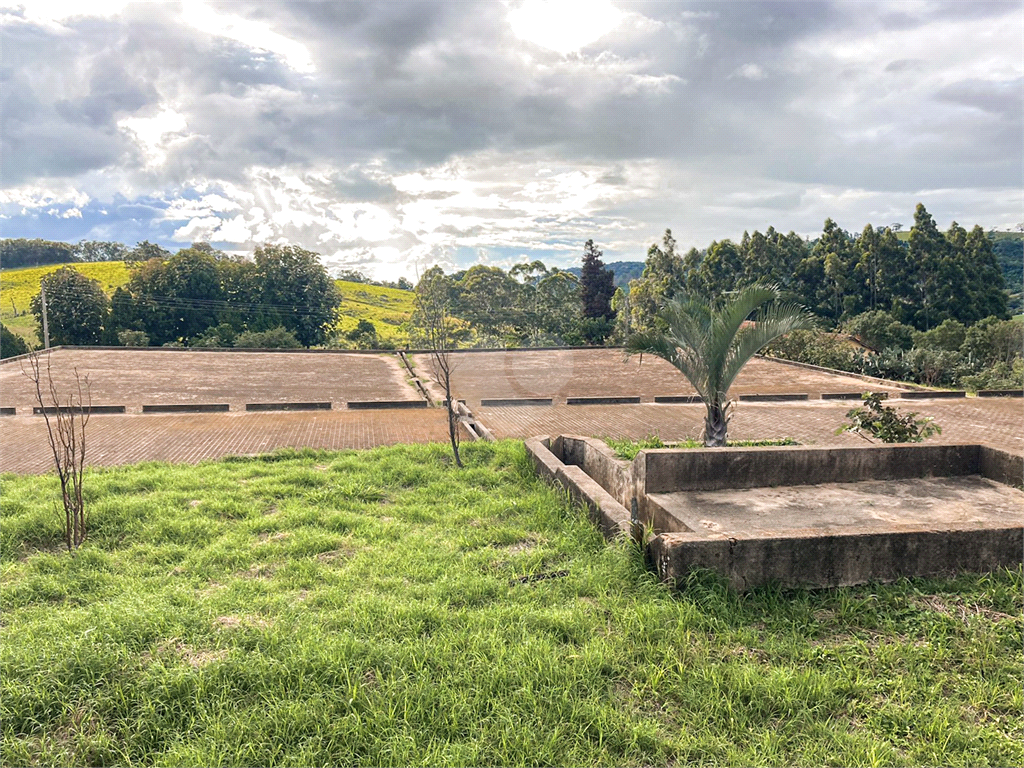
[25,243,340,349]
[0,238,171,269]
[615,204,1008,342]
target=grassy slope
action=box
[2,441,1021,767]
[0,262,414,347]
[0,263,132,344]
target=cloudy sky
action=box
[1,0,1021,280]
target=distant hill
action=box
[565,261,644,289]
[0,261,414,346]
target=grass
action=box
[335,281,414,346]
[0,263,414,348]
[606,435,799,461]
[2,441,1021,767]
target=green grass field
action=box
[2,441,1021,767]
[0,262,414,347]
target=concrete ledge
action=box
[637,444,984,494]
[738,393,809,402]
[979,445,1024,487]
[0,407,15,416]
[33,405,125,415]
[566,396,641,406]
[649,526,1024,591]
[346,400,427,410]
[821,392,867,400]
[978,389,1024,398]
[654,395,703,404]
[480,398,553,407]
[899,390,965,399]
[246,402,331,412]
[525,436,631,538]
[143,403,230,413]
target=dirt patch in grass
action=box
[214,614,272,630]
[257,531,290,543]
[240,563,279,580]
[912,595,1018,624]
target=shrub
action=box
[117,329,149,347]
[763,329,864,373]
[913,318,967,352]
[836,392,941,443]
[234,326,302,349]
[1,324,31,358]
[844,310,915,351]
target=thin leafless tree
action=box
[22,352,92,551]
[413,267,463,467]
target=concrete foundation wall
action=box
[649,526,1024,591]
[636,444,985,494]
[525,434,1024,591]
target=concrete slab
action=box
[648,476,1024,537]
[526,434,1024,591]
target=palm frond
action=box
[719,299,815,392]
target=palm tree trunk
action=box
[703,400,729,447]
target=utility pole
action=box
[41,284,50,349]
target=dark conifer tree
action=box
[579,240,615,320]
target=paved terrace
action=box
[0,348,419,412]
[1,348,1019,473]
[0,410,450,474]
[477,399,1023,453]
[409,348,911,405]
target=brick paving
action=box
[0,348,420,412]
[0,410,451,474]
[477,397,1023,452]
[410,348,909,406]
[2,348,1017,475]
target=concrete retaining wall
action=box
[525,434,1024,591]
[648,526,1024,591]
[635,444,986,494]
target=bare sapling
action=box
[413,267,463,467]
[22,352,92,551]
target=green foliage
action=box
[626,283,815,446]
[344,319,379,349]
[605,434,666,460]
[117,329,149,347]
[844,310,915,351]
[0,238,77,268]
[0,323,31,357]
[30,266,110,345]
[234,326,302,349]
[837,392,942,443]
[2,443,1019,767]
[913,318,967,352]
[606,436,798,460]
[579,240,615,320]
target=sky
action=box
[1,0,1021,281]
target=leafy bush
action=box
[0,323,31,358]
[117,329,149,347]
[912,318,967,352]
[234,326,302,349]
[959,358,1024,392]
[836,392,941,443]
[844,310,915,351]
[763,329,864,373]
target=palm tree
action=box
[626,283,815,447]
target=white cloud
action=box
[118,107,192,167]
[508,0,624,55]
[731,63,766,81]
[181,0,315,73]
